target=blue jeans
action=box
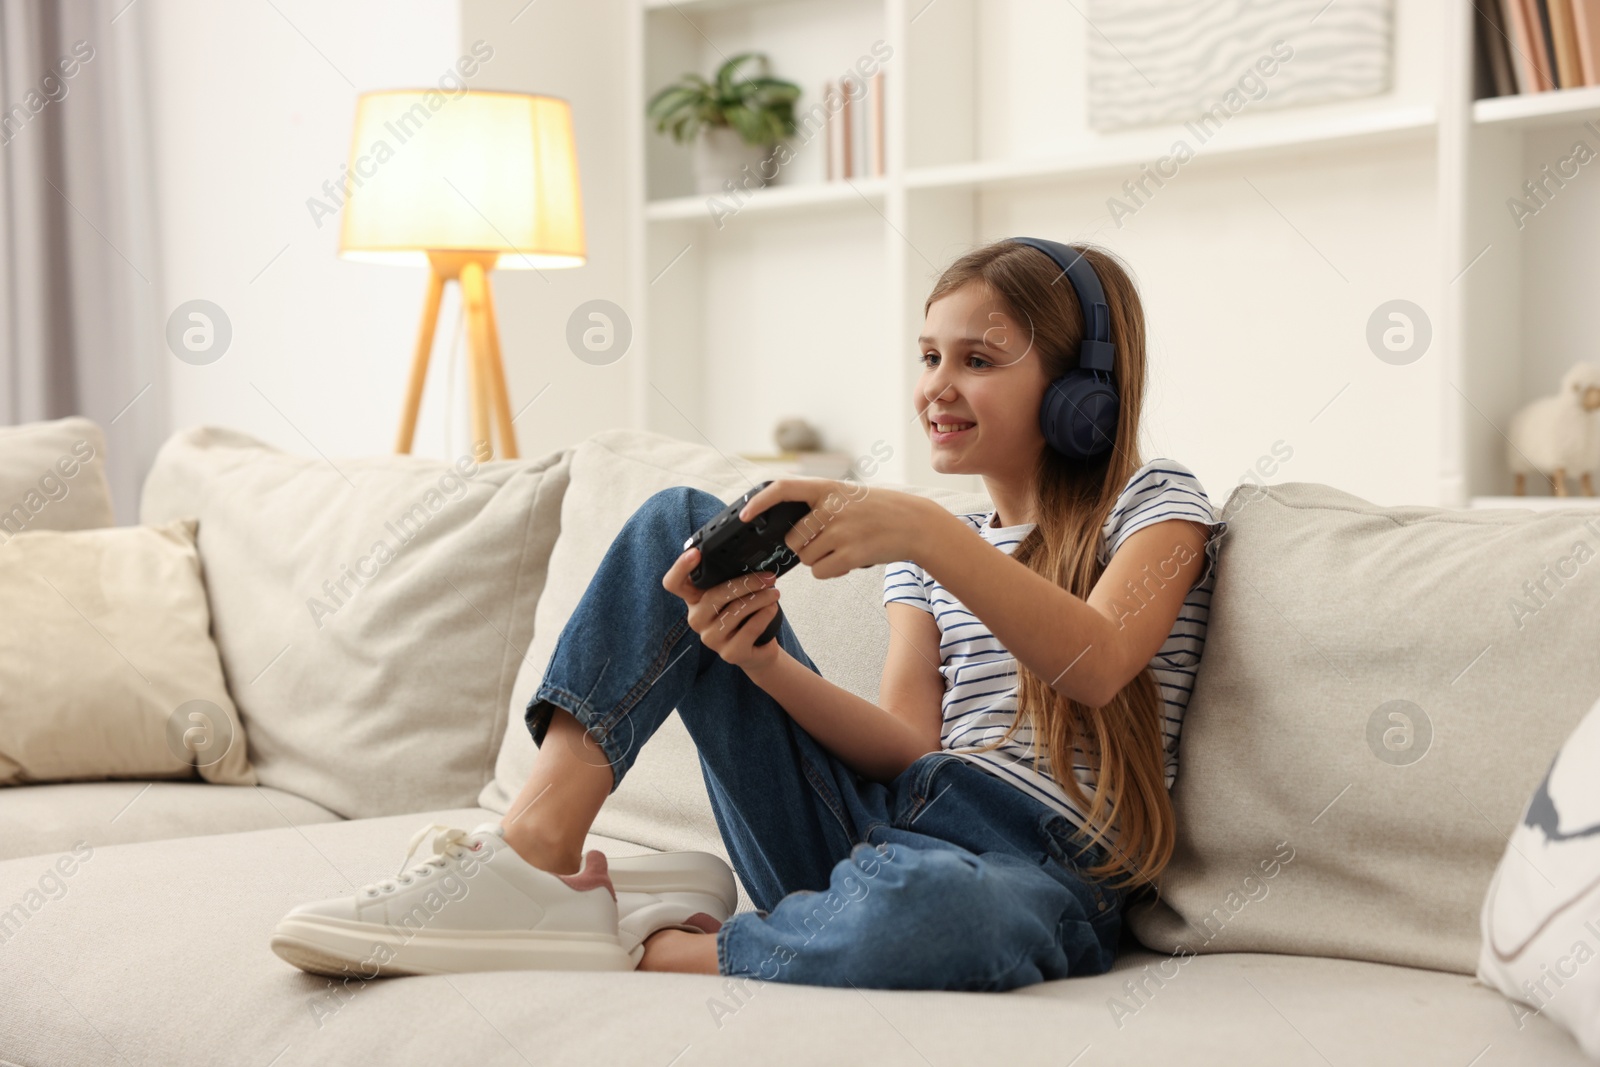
[525,486,1127,991]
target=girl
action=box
[272,238,1227,992]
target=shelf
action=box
[904,105,1437,192]
[644,106,1434,223]
[1468,495,1600,510]
[643,0,861,17]
[737,451,858,478]
[645,176,887,222]
[1473,85,1600,129]
[644,0,786,10]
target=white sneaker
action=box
[270,822,736,977]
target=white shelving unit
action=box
[1446,3,1600,507]
[622,0,1599,506]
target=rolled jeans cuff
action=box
[525,685,630,796]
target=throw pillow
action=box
[1478,693,1600,1055]
[0,416,115,539]
[140,427,571,819]
[0,519,254,785]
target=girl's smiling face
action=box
[916,281,1050,480]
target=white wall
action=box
[458,0,639,458]
[145,0,478,464]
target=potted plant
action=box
[646,52,801,196]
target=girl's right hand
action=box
[661,546,784,673]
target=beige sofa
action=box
[3,421,1597,1066]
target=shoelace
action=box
[357,823,486,898]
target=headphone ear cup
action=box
[1040,374,1119,458]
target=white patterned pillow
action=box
[1478,694,1600,1056]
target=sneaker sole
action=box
[271,916,635,977]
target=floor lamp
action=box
[338,89,586,459]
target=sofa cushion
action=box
[1478,693,1600,1056]
[0,518,255,787]
[0,782,338,861]
[0,415,115,538]
[1126,484,1600,975]
[477,429,992,864]
[140,427,572,819]
[0,811,1587,1065]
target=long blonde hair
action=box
[924,239,1172,891]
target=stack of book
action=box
[822,71,886,181]
[1479,0,1600,95]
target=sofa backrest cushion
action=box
[1126,482,1600,975]
[0,416,116,538]
[141,427,571,819]
[479,429,992,861]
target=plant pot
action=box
[692,126,777,196]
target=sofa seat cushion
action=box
[0,782,339,861]
[0,811,1588,1065]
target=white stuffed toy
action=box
[1478,694,1600,1055]
[1507,362,1600,496]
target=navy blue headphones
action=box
[1006,237,1120,459]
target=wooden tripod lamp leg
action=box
[396,268,446,454]
[480,272,520,459]
[459,260,495,460]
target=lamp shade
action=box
[338,89,585,269]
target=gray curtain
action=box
[0,0,165,523]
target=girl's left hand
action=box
[736,478,940,580]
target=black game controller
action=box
[683,480,813,647]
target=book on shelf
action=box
[1574,1,1600,83]
[1480,0,1518,97]
[823,78,835,180]
[869,70,885,178]
[822,73,886,181]
[1549,0,1583,87]
[1535,0,1559,85]
[1488,0,1600,94]
[840,75,854,179]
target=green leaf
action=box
[716,52,765,97]
[720,103,757,142]
[645,85,699,123]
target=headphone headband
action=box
[1006,237,1115,375]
